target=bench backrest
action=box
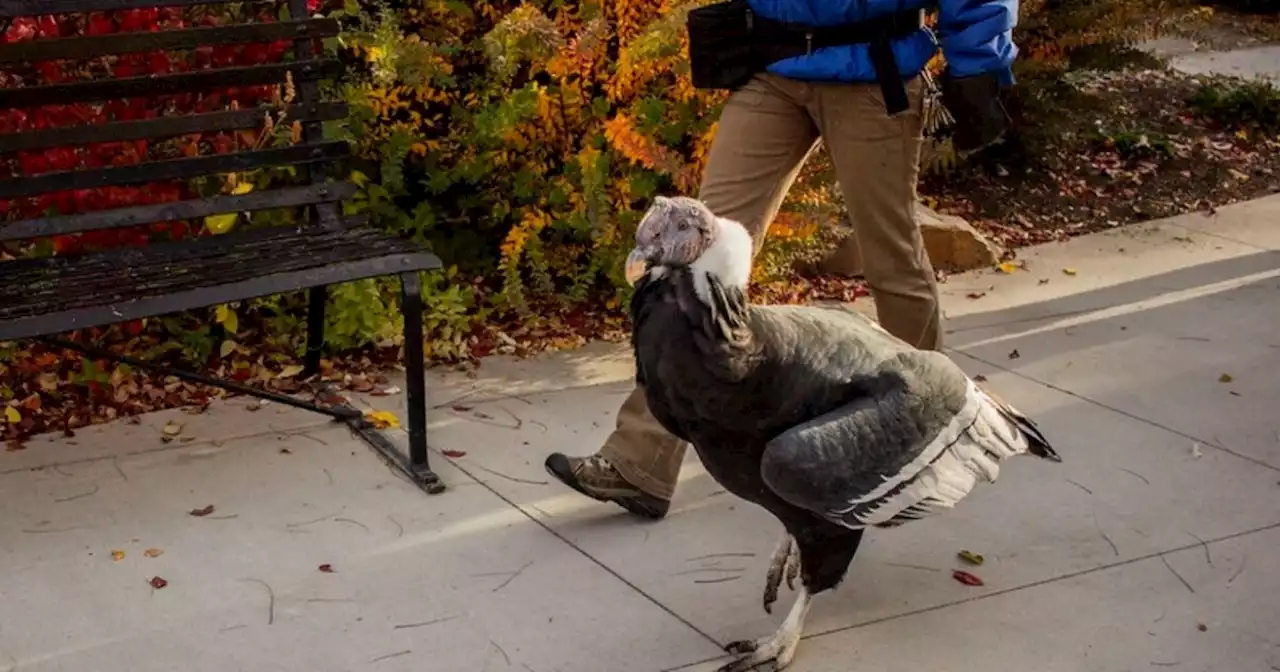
[0,0,350,252]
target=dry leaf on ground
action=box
[952,569,985,586]
[144,548,164,558]
[149,576,168,589]
[365,410,400,429]
[958,550,985,566]
[189,505,216,517]
[110,550,125,561]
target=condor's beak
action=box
[624,246,651,287]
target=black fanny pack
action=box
[686,0,925,114]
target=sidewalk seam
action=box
[438,458,727,652]
[662,520,1280,672]
[948,348,1280,474]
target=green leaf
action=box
[215,305,239,335]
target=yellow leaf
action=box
[231,181,255,196]
[365,410,401,429]
[4,406,19,424]
[996,262,1019,274]
[1062,267,1078,276]
[1219,373,1234,383]
[215,305,238,335]
[204,212,239,235]
[110,550,125,562]
[144,548,164,558]
[163,421,184,437]
[278,364,305,379]
[220,340,237,359]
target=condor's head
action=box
[623,196,753,303]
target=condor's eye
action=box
[677,220,689,231]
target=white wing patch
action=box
[828,380,1036,530]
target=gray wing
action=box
[759,349,981,529]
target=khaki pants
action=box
[601,74,942,500]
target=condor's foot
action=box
[762,534,800,614]
[720,588,812,672]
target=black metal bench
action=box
[0,0,447,494]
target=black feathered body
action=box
[630,266,1058,595]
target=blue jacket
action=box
[747,0,1017,86]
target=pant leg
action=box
[807,77,943,350]
[601,75,821,499]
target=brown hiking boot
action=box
[544,452,670,520]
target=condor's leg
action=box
[720,529,865,672]
[762,533,799,614]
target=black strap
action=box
[869,38,910,115]
[751,9,924,53]
[747,9,922,116]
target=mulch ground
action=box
[920,66,1280,251]
[5,59,1280,447]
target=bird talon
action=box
[724,639,757,655]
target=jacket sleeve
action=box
[936,0,1019,86]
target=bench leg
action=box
[304,286,328,377]
[400,271,444,494]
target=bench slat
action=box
[0,140,348,199]
[0,102,347,154]
[0,181,356,241]
[0,58,339,109]
[0,19,339,64]
[0,223,442,341]
[0,0,255,18]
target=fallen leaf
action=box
[958,549,985,566]
[204,212,239,235]
[4,406,19,424]
[149,576,168,589]
[1038,278,1050,285]
[965,292,987,300]
[189,504,216,517]
[952,569,984,586]
[162,421,183,437]
[365,410,400,429]
[144,548,164,558]
[278,364,305,379]
[1008,349,1021,360]
[318,564,335,573]
[219,340,237,359]
[442,450,467,458]
[111,550,126,562]
[1218,373,1233,383]
[973,374,988,383]
[995,262,1019,274]
[280,447,293,455]
[1197,623,1207,632]
[451,405,474,412]
[1062,267,1078,276]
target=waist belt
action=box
[687,1,926,115]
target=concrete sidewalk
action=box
[2,196,1278,672]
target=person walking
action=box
[545,0,1017,518]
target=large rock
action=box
[917,204,1004,273]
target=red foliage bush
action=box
[0,7,309,255]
